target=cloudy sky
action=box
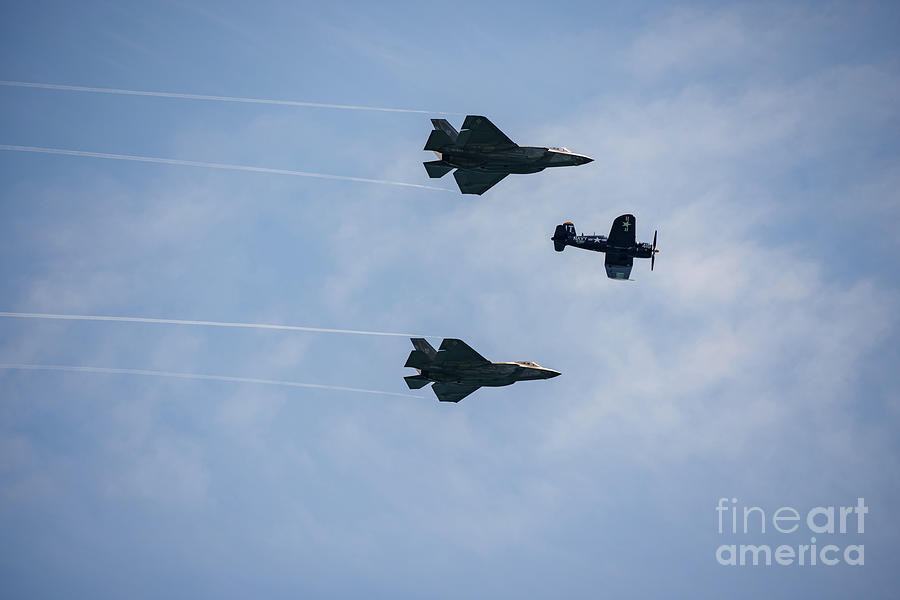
[1,1,898,597]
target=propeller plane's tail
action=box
[552,222,576,252]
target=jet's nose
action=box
[545,369,561,379]
[578,155,594,165]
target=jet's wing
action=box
[453,170,508,195]
[456,116,517,149]
[605,253,634,280]
[432,382,481,403]
[607,214,637,248]
[434,338,490,365]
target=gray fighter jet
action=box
[423,115,593,194]
[403,338,561,402]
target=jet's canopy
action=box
[549,146,572,153]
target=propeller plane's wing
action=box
[607,214,637,248]
[604,253,633,280]
[604,214,637,279]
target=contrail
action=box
[0,312,434,338]
[0,80,463,115]
[0,144,452,192]
[0,363,424,399]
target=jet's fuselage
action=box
[418,361,560,387]
[404,338,561,402]
[436,146,592,174]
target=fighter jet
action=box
[423,115,593,195]
[552,214,659,280]
[403,338,560,402]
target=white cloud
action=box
[627,7,757,76]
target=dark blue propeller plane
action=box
[552,214,659,280]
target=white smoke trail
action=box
[0,80,463,115]
[0,144,452,192]
[0,312,434,338]
[0,363,424,399]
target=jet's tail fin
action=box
[411,338,437,359]
[552,222,576,252]
[405,338,437,369]
[404,374,431,390]
[405,350,431,369]
[431,119,459,143]
[423,160,453,178]
[424,129,454,152]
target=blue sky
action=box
[1,1,899,598]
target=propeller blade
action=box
[651,230,658,271]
